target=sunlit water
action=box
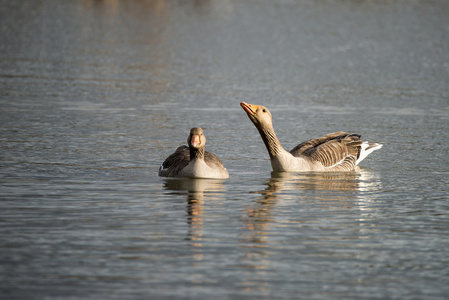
[1,0,448,299]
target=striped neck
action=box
[257,126,284,158]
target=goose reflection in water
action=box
[258,170,381,199]
[162,178,226,247]
[269,171,371,193]
[243,170,382,245]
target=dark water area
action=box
[1,0,449,299]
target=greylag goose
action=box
[159,127,229,179]
[240,102,382,172]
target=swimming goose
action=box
[240,102,382,172]
[159,127,229,179]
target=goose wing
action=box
[290,132,363,171]
[204,151,227,170]
[159,145,190,177]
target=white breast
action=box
[180,160,229,179]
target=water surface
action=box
[1,0,448,299]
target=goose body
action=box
[159,127,229,179]
[240,102,382,172]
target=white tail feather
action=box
[356,142,383,165]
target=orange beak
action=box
[240,102,259,116]
[190,135,200,147]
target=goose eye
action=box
[262,109,266,112]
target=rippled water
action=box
[1,0,449,299]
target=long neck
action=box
[257,125,284,158]
[190,146,205,161]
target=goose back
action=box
[290,132,364,171]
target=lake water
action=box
[1,0,449,299]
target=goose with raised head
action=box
[159,127,229,179]
[240,102,382,172]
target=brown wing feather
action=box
[204,152,227,169]
[159,145,190,177]
[290,132,349,156]
[290,132,363,170]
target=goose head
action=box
[240,102,273,129]
[188,127,206,149]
